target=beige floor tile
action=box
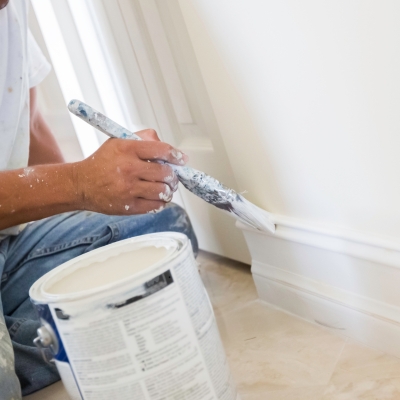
[322,341,400,399]
[241,385,327,400]
[198,251,258,315]
[23,381,69,400]
[217,300,346,393]
[335,340,400,379]
[322,370,400,400]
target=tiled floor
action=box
[25,251,400,399]
[198,251,400,400]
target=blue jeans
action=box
[0,204,198,398]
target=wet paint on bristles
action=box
[174,166,275,232]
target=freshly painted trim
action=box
[252,260,400,326]
[252,274,400,358]
[238,216,400,356]
[236,215,400,268]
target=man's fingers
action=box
[133,181,174,202]
[134,141,188,165]
[133,199,166,214]
[135,129,160,142]
[138,163,179,191]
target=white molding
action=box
[252,274,400,358]
[252,260,400,326]
[237,214,400,268]
[237,216,400,356]
[139,0,193,125]
[115,0,177,145]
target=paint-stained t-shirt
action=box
[0,0,51,237]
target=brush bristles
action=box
[232,196,276,233]
[172,165,275,233]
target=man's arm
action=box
[0,91,184,230]
[28,88,65,165]
[0,163,78,230]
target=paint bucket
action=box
[29,232,240,400]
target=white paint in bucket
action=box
[46,246,172,295]
[29,233,240,400]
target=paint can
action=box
[29,232,240,400]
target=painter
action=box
[0,1,198,398]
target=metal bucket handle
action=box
[33,324,59,364]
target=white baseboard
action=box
[237,217,400,357]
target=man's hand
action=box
[72,134,186,215]
[134,128,161,142]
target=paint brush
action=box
[68,99,275,233]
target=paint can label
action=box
[46,248,239,400]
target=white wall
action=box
[178,0,400,355]
[179,0,400,240]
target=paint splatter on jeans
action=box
[0,204,198,397]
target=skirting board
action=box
[236,217,400,358]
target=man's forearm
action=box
[0,163,79,230]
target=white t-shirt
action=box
[0,0,51,236]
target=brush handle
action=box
[68,100,141,141]
[68,100,183,175]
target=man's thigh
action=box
[1,203,198,318]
